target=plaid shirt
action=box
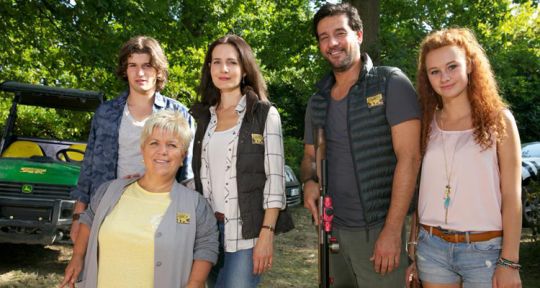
[200,96,286,252]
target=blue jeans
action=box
[416,227,502,288]
[207,222,261,288]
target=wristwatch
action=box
[72,213,81,221]
[261,225,275,233]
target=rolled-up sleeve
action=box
[263,106,286,210]
[193,195,219,264]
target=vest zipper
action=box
[346,87,371,227]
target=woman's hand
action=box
[493,266,521,288]
[252,228,274,275]
[59,255,84,288]
[405,262,421,288]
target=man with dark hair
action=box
[302,3,421,287]
[69,36,194,242]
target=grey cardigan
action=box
[78,178,219,288]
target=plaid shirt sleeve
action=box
[262,106,286,209]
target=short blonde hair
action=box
[140,110,192,152]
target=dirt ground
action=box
[0,206,539,287]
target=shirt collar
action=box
[153,91,166,108]
[116,90,165,109]
[209,95,247,114]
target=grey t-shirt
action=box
[303,69,420,228]
[117,104,148,178]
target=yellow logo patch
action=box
[176,213,190,224]
[251,133,264,145]
[366,94,384,107]
[20,167,47,174]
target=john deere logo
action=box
[21,184,33,194]
[20,167,46,174]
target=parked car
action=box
[521,142,540,236]
[522,141,540,183]
[285,165,302,207]
[0,81,103,245]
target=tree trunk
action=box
[346,0,380,64]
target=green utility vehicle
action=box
[0,81,103,244]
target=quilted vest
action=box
[310,55,399,226]
[192,101,294,239]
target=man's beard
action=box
[330,53,354,72]
[326,46,359,73]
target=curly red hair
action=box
[417,28,507,154]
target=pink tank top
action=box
[418,118,502,231]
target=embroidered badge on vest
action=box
[366,93,384,107]
[251,133,264,145]
[176,213,190,224]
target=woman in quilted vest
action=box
[190,34,292,288]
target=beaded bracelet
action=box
[496,257,521,270]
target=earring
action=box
[242,76,245,85]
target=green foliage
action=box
[380,0,540,141]
[284,136,304,177]
[0,0,538,155]
[483,2,540,141]
[380,0,512,77]
[0,0,318,150]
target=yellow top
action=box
[97,182,170,288]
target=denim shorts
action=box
[416,227,501,288]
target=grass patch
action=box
[0,205,539,287]
[521,229,540,288]
[260,205,318,287]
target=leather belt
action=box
[421,224,502,243]
[215,212,225,223]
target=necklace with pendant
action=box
[440,115,458,224]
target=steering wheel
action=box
[56,148,85,163]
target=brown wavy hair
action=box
[192,34,268,120]
[116,36,168,91]
[417,28,507,154]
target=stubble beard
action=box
[327,45,360,73]
[330,53,354,73]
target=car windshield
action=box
[284,166,296,182]
[522,142,540,158]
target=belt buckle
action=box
[438,226,470,243]
[437,226,454,235]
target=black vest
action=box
[192,101,294,238]
[310,54,399,226]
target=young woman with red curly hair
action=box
[406,28,522,288]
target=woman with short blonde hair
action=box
[62,110,218,288]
